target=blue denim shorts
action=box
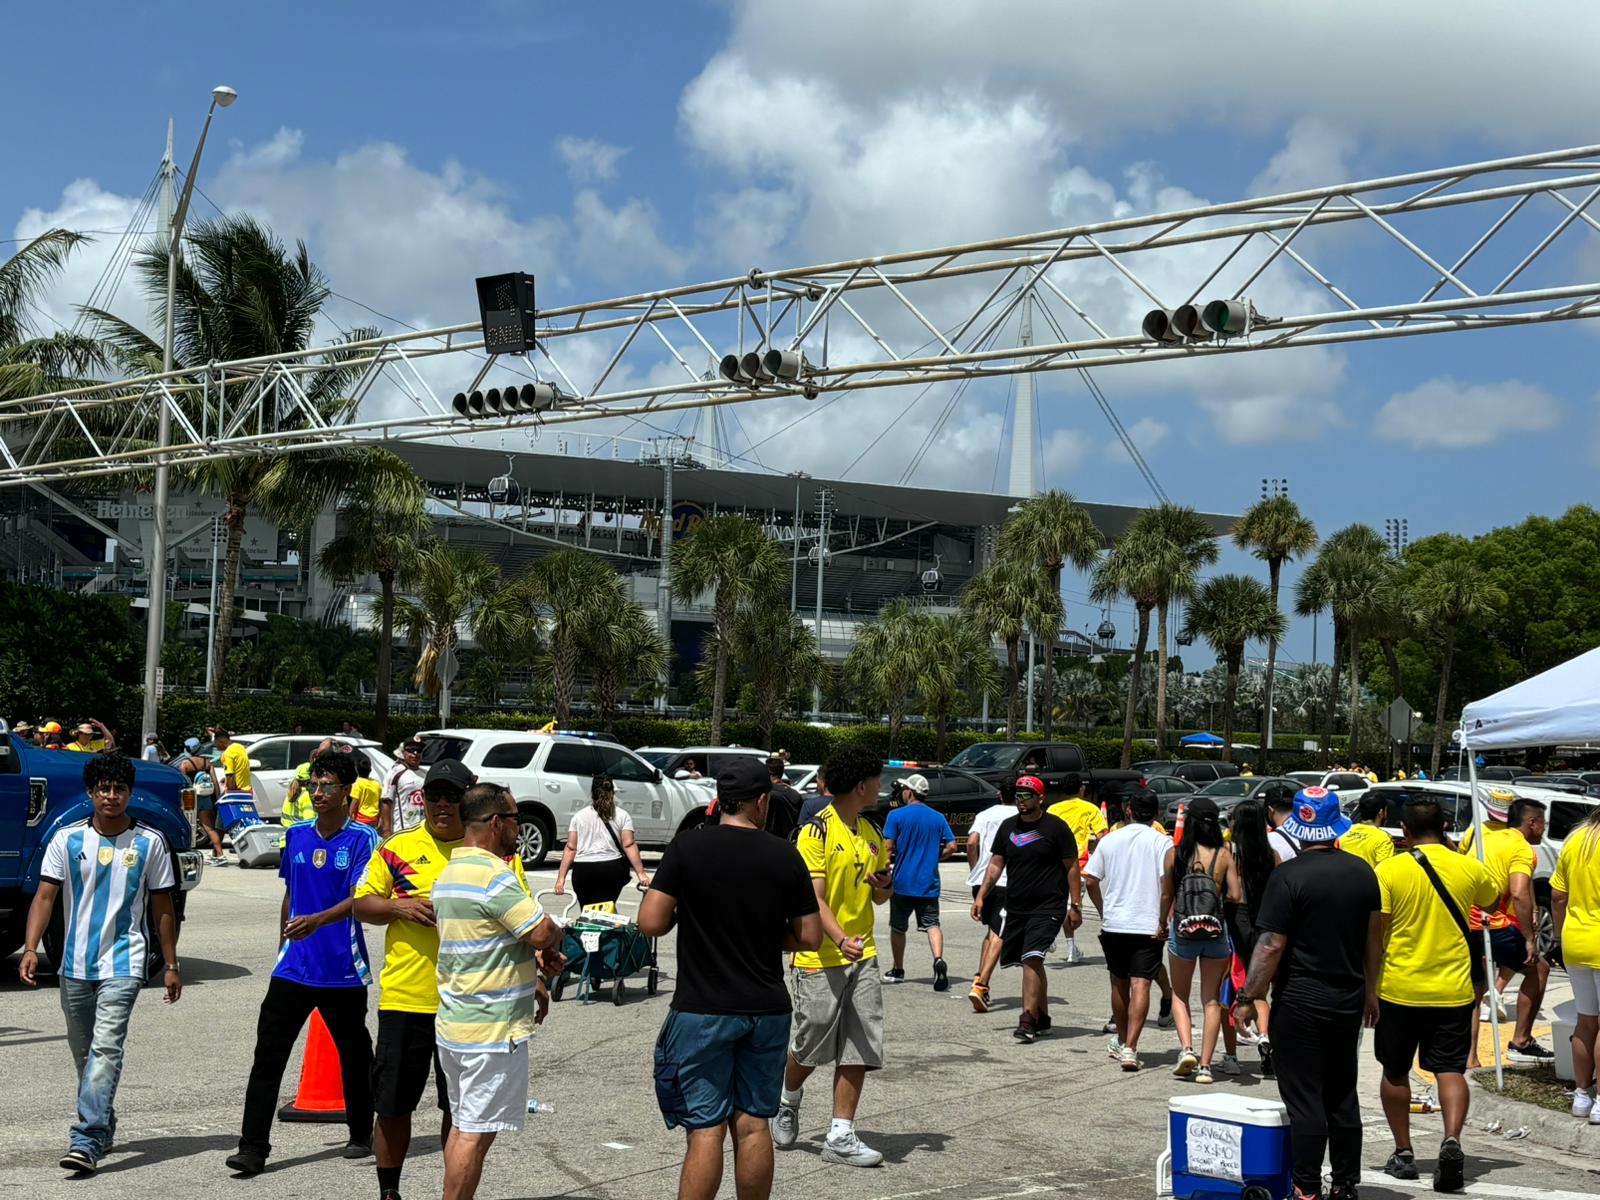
[653,1010,791,1130]
[1168,928,1233,961]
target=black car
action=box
[866,765,1001,841]
[945,741,1087,801]
[1160,775,1299,830]
[1142,774,1198,798]
[1135,759,1243,785]
[1435,764,1530,782]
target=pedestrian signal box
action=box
[475,272,538,355]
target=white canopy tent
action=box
[1457,644,1600,1087]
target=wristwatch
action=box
[165,962,181,972]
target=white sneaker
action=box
[821,1131,883,1167]
[1065,940,1085,965]
[1119,1045,1142,1072]
[772,1101,800,1148]
[1571,1089,1594,1119]
[1479,990,1510,1023]
[1219,1054,1241,1076]
[1174,1047,1199,1078]
[1101,1017,1118,1034]
[1107,1038,1125,1060]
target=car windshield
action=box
[1197,778,1253,797]
[1287,772,1321,784]
[420,735,472,765]
[948,744,1022,771]
[636,750,672,768]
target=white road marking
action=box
[1359,1171,1599,1200]
[602,1141,633,1150]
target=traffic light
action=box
[450,382,559,418]
[717,348,818,396]
[1141,298,1256,343]
[475,272,537,355]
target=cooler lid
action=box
[1168,1093,1289,1126]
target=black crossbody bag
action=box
[1409,848,1488,989]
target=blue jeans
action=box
[59,976,144,1158]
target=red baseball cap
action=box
[1014,775,1046,795]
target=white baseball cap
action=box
[897,773,930,796]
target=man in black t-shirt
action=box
[970,775,1080,1044]
[639,759,822,1200]
[765,757,803,841]
[1234,787,1380,1200]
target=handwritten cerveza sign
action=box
[1186,1117,1243,1183]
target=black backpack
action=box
[1174,852,1225,940]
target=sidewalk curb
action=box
[1466,1078,1600,1156]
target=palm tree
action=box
[958,556,1060,734]
[1181,575,1286,763]
[585,601,668,733]
[1140,504,1220,754]
[731,602,827,749]
[668,514,786,745]
[844,600,927,756]
[392,543,503,713]
[317,451,430,740]
[1,229,106,403]
[1091,527,1170,767]
[1232,496,1318,758]
[917,615,1002,759]
[1409,558,1506,776]
[522,549,625,725]
[1305,526,1392,761]
[998,490,1104,737]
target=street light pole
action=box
[141,85,236,740]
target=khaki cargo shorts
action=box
[788,959,885,1070]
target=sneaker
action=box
[1590,1102,1600,1127]
[1480,989,1510,1023]
[882,967,906,984]
[1158,996,1175,1029]
[1259,1040,1276,1079]
[772,1101,800,1149]
[1571,1089,1594,1119]
[820,1130,884,1168]
[1434,1136,1464,1193]
[1036,1011,1053,1036]
[225,1150,266,1175]
[1327,1186,1359,1200]
[1065,940,1085,964]
[59,1150,97,1174]
[207,853,229,866]
[1101,1017,1118,1034]
[1384,1148,1418,1181]
[1014,1012,1038,1044]
[932,958,949,992]
[1119,1045,1142,1072]
[1194,1064,1215,1085]
[968,981,992,1013]
[381,1190,403,1200]
[341,1138,371,1159]
[1293,1188,1324,1200]
[1107,1037,1125,1060]
[1506,1040,1555,1065]
[1219,1054,1241,1076]
[1174,1047,1199,1078]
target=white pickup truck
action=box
[414,729,711,868]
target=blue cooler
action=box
[218,793,262,833]
[1162,1094,1291,1200]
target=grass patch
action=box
[1472,1065,1575,1114]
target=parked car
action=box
[1135,759,1243,786]
[414,729,709,868]
[1286,770,1372,814]
[219,734,397,817]
[634,745,769,787]
[785,763,820,791]
[1161,775,1300,830]
[1141,775,1198,798]
[946,741,1087,801]
[866,763,1002,841]
[1435,764,1531,782]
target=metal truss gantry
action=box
[9,143,1600,487]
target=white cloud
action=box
[556,136,626,185]
[12,179,156,337]
[1376,377,1563,448]
[1250,118,1359,197]
[571,190,686,281]
[1105,417,1168,461]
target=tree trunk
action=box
[1322,621,1344,766]
[553,634,577,725]
[1261,556,1282,771]
[1380,639,1402,703]
[710,598,733,747]
[1120,604,1151,769]
[936,713,949,761]
[1221,650,1241,764]
[375,569,395,742]
[1042,564,1061,739]
[1431,626,1457,777]
[1347,627,1363,762]
[594,669,618,733]
[207,496,247,707]
[1004,636,1020,735]
[1155,601,1171,754]
[888,705,904,758]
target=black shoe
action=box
[1013,1012,1037,1044]
[1328,1185,1360,1200]
[225,1149,267,1176]
[1433,1137,1464,1193]
[59,1150,97,1174]
[932,958,949,992]
[342,1139,372,1159]
[1259,1041,1276,1079]
[381,1190,404,1200]
[1158,995,1175,1028]
[1384,1148,1418,1181]
[1506,1039,1555,1064]
[1036,1010,1053,1035]
[882,967,906,984]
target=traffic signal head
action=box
[1201,299,1251,337]
[1141,309,1181,343]
[451,381,559,419]
[1171,304,1212,341]
[1142,298,1255,342]
[762,349,810,381]
[475,272,538,356]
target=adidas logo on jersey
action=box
[417,854,430,864]
[293,853,306,864]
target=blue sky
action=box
[8,0,1600,673]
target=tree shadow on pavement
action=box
[181,957,253,985]
[0,1023,65,1048]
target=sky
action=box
[8,0,1600,678]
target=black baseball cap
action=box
[424,759,474,795]
[717,757,772,805]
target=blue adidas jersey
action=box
[275,820,380,988]
[39,820,176,980]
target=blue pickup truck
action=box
[0,730,204,979]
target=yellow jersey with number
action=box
[793,805,890,970]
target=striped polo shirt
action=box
[38,819,177,980]
[433,847,547,1052]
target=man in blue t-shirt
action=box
[227,750,380,1176]
[881,774,957,991]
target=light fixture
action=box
[212,85,238,108]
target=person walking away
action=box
[179,737,228,866]
[353,759,481,1200]
[1367,796,1497,1192]
[972,774,1080,1044]
[17,753,182,1174]
[774,747,892,1167]
[226,750,381,1175]
[764,756,803,841]
[1227,799,1283,1077]
[1235,786,1380,1200]
[1551,803,1600,1122]
[433,785,562,1200]
[1266,792,1300,861]
[554,773,651,907]
[1467,797,1550,1067]
[1084,789,1171,1072]
[965,788,1015,1012]
[1101,781,1177,1031]
[1047,772,1108,965]
[881,774,956,991]
[141,734,161,763]
[351,750,384,830]
[1339,792,1394,872]
[383,739,427,835]
[215,728,252,794]
[1160,796,1241,1084]
[640,759,822,1200]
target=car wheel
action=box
[517,813,552,869]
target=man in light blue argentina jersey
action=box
[433,783,563,1200]
[19,753,182,1175]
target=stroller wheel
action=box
[647,967,659,996]
[613,976,625,1006]
[550,972,567,1003]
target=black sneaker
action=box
[1433,1137,1465,1193]
[1013,1012,1037,1044]
[882,967,906,984]
[1036,1010,1053,1035]
[1328,1185,1360,1200]
[932,958,949,992]
[342,1139,372,1159]
[381,1190,404,1200]
[59,1150,97,1174]
[1259,1041,1276,1078]
[1506,1039,1555,1064]
[225,1149,266,1175]
[1158,995,1175,1028]
[1384,1148,1418,1181]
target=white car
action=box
[634,745,770,788]
[416,729,710,868]
[226,733,396,817]
[1286,770,1373,813]
[786,763,821,792]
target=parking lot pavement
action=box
[4,858,1599,1200]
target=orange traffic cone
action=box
[277,1009,346,1123]
[1172,802,1187,842]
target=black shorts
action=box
[372,1010,449,1118]
[1000,909,1063,968]
[1374,1000,1474,1079]
[972,885,1008,936]
[1480,925,1530,974]
[889,894,940,932]
[1100,931,1163,981]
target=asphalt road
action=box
[3,856,1599,1200]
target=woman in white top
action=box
[555,773,650,907]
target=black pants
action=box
[572,856,631,908]
[239,976,374,1156]
[1271,1001,1363,1193]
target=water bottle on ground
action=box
[527,1098,555,1115]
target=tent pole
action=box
[1465,743,1505,1091]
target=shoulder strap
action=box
[1409,848,1473,943]
[600,814,626,858]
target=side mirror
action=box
[653,769,663,784]
[248,758,263,770]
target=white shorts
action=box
[439,1040,529,1134]
[1571,963,1600,1018]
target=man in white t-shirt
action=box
[1267,792,1301,861]
[1083,789,1172,1072]
[382,739,426,835]
[964,797,1014,1013]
